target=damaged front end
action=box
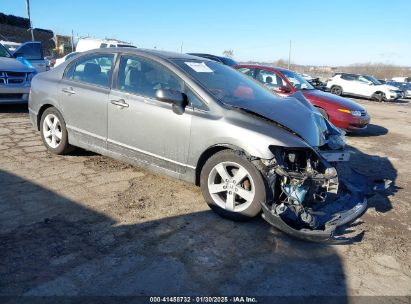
[259,146,367,242]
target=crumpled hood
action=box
[303,89,365,111]
[227,91,336,147]
[0,57,34,72]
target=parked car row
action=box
[297,73,326,90]
[235,65,370,131]
[385,80,411,98]
[27,48,368,242]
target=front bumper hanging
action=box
[260,178,368,242]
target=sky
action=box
[1,0,410,66]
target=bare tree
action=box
[340,63,410,80]
[222,49,234,58]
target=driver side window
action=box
[116,55,184,99]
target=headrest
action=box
[84,62,101,76]
[126,67,140,85]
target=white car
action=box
[54,52,80,67]
[326,73,402,101]
[75,38,136,52]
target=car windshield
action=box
[281,70,315,90]
[0,44,12,58]
[173,59,277,106]
[363,75,381,85]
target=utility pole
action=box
[180,42,183,54]
[25,0,34,41]
[71,29,74,52]
[288,40,292,70]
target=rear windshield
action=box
[15,43,43,60]
[219,57,238,66]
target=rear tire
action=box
[200,150,267,221]
[40,107,74,155]
[330,86,343,96]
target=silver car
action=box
[29,48,366,241]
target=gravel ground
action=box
[0,99,410,299]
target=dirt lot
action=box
[0,99,410,299]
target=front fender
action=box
[188,124,311,167]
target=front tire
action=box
[40,107,73,154]
[372,92,386,102]
[200,150,267,221]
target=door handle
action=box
[110,99,129,108]
[62,87,76,95]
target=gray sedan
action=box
[29,48,366,241]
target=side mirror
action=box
[275,86,291,94]
[155,89,187,115]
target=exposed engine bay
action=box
[258,146,368,242]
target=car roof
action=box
[81,48,210,62]
[235,64,292,73]
[333,72,376,77]
[187,53,235,61]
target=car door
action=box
[339,74,356,94]
[354,76,373,97]
[58,53,115,150]
[107,54,192,174]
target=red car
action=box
[235,65,370,131]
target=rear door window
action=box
[64,53,114,88]
[340,74,356,81]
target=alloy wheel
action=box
[42,113,62,149]
[207,161,256,212]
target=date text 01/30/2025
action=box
[149,296,258,303]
